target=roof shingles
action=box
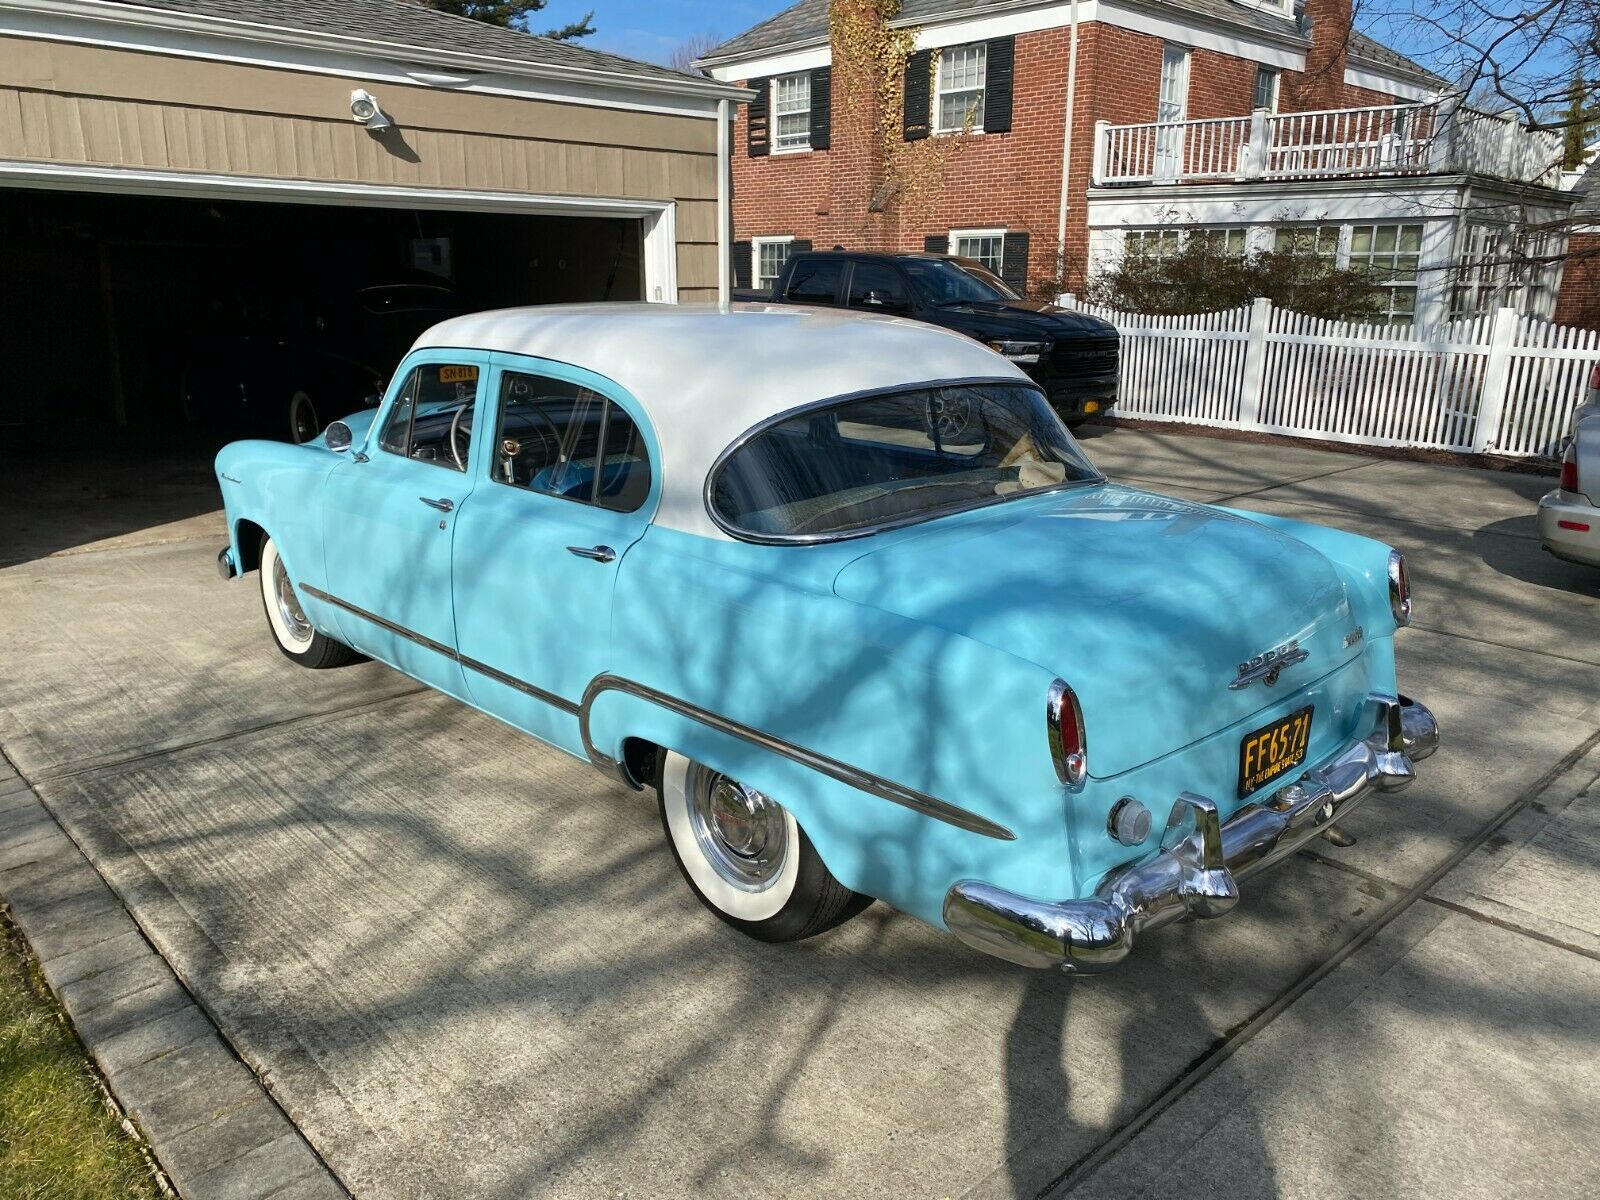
[109,0,714,84]
[703,0,1441,88]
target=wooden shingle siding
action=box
[0,36,721,298]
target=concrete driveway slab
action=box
[1431,762,1600,956]
[1061,903,1600,1200]
[1081,427,1380,497]
[35,686,1408,1200]
[0,537,421,780]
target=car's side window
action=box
[376,362,480,471]
[783,258,844,305]
[847,262,912,314]
[494,371,651,513]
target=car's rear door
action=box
[320,352,487,697]
[450,354,657,751]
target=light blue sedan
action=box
[214,303,1437,972]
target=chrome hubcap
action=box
[686,765,788,891]
[272,555,313,643]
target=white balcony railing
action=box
[1093,100,1564,189]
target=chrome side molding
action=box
[943,694,1439,972]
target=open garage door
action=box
[0,186,646,447]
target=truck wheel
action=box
[658,750,871,942]
[259,536,356,669]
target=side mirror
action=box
[325,421,354,453]
[865,290,907,313]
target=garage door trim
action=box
[0,158,681,302]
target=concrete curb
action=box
[0,750,347,1200]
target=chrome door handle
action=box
[566,544,616,563]
[419,496,454,512]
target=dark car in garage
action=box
[180,279,461,444]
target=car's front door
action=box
[451,356,657,750]
[321,353,487,696]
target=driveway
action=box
[2,428,1597,1199]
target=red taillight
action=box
[1588,361,1600,390]
[1561,446,1579,493]
[1048,680,1087,786]
[1559,519,1591,531]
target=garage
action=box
[2,186,644,442]
[0,0,743,451]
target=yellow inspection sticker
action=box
[438,365,479,384]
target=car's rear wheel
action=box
[289,391,321,444]
[658,750,870,942]
[259,536,356,669]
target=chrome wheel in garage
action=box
[658,750,871,942]
[289,391,320,444]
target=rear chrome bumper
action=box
[216,546,238,580]
[943,694,1439,973]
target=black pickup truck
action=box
[743,250,1118,426]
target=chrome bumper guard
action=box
[216,546,238,581]
[943,694,1439,973]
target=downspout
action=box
[1055,0,1080,277]
[717,96,732,305]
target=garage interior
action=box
[0,186,644,446]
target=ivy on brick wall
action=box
[830,0,972,235]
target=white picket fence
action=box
[1056,295,1600,457]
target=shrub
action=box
[1086,235,1385,321]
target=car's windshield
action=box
[902,257,1020,306]
[710,383,1101,540]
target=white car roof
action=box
[412,302,1030,539]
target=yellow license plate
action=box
[1238,706,1314,797]
[438,365,478,384]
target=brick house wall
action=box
[730,1,1403,296]
[1554,234,1600,328]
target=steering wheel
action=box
[499,402,566,484]
[449,402,475,471]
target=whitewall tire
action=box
[657,749,871,942]
[258,535,356,669]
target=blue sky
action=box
[580,1,793,65]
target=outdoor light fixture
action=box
[349,89,393,131]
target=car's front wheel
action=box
[658,750,870,942]
[259,536,356,669]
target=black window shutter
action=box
[746,78,770,157]
[984,37,1015,133]
[924,234,949,254]
[733,240,752,289]
[903,50,932,141]
[1001,231,1030,292]
[809,67,831,151]
[792,239,813,253]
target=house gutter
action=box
[1056,0,1079,265]
[718,97,732,304]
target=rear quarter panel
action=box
[592,528,1077,927]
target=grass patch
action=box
[0,906,163,1199]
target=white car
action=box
[1539,363,1600,566]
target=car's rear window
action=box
[709,383,1101,540]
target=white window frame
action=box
[934,43,988,135]
[950,226,1007,274]
[1253,66,1280,113]
[753,236,795,291]
[771,72,811,153]
[1347,222,1425,326]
